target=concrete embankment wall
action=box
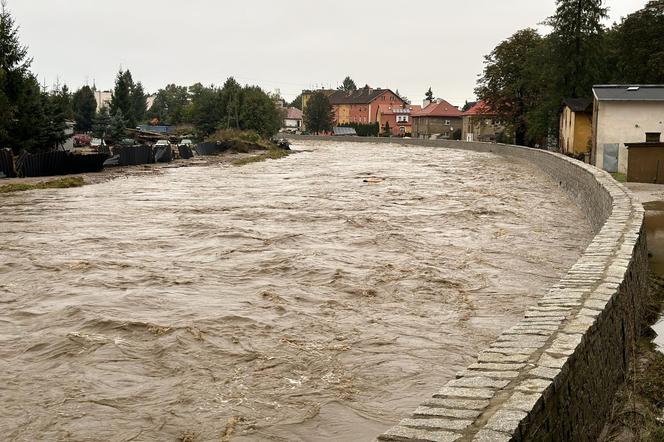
[287,136,649,441]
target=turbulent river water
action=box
[0,141,592,441]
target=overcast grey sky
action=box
[10,0,647,105]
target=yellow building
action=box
[559,98,593,157]
[336,104,351,124]
[301,89,336,131]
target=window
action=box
[445,120,450,125]
[399,127,405,133]
[646,132,661,143]
[396,115,408,123]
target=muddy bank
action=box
[0,141,592,441]
[0,149,266,189]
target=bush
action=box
[338,122,379,137]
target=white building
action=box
[283,107,303,130]
[94,90,112,112]
[592,85,664,174]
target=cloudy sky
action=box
[10,0,647,105]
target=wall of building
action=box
[573,112,593,155]
[462,115,504,142]
[594,101,664,174]
[560,107,575,154]
[286,135,648,441]
[413,117,463,138]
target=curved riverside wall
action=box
[287,136,649,441]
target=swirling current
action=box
[0,141,592,441]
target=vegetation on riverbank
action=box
[0,176,85,194]
[611,173,627,183]
[208,129,276,153]
[602,275,664,440]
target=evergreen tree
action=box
[92,106,111,140]
[303,92,334,134]
[339,76,357,92]
[42,87,70,149]
[108,109,126,144]
[72,85,97,132]
[547,0,608,98]
[131,81,147,125]
[290,93,303,110]
[425,87,434,102]
[0,0,37,152]
[110,70,135,126]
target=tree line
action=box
[147,78,282,138]
[476,0,664,147]
[0,2,283,153]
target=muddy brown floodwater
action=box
[0,141,592,441]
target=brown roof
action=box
[328,87,404,105]
[286,107,303,120]
[562,98,593,113]
[412,99,463,118]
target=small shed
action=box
[625,141,664,183]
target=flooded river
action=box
[0,141,592,441]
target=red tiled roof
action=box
[412,99,463,117]
[286,107,303,120]
[464,100,495,116]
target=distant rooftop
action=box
[412,99,463,118]
[464,100,495,116]
[593,85,664,101]
[286,107,303,120]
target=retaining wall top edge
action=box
[284,135,645,442]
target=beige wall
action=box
[413,117,462,138]
[560,107,592,156]
[462,115,504,142]
[594,101,664,174]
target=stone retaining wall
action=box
[287,136,649,441]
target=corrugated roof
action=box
[593,85,664,101]
[333,127,358,136]
[562,98,593,112]
[412,99,463,118]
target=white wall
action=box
[595,101,664,174]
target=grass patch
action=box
[0,176,85,194]
[232,149,292,166]
[612,172,627,183]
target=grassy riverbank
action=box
[601,275,664,441]
[0,176,85,194]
